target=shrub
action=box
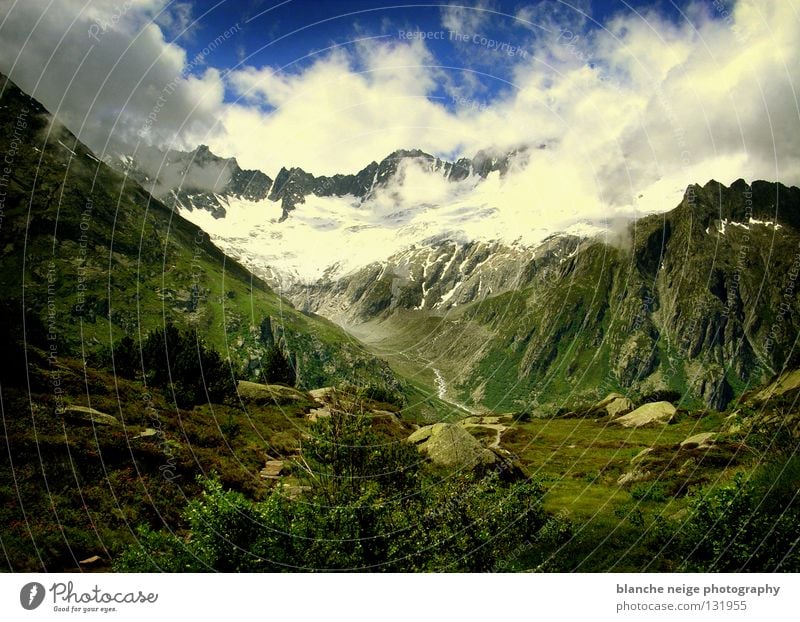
[355,383,404,407]
[675,454,800,571]
[630,482,668,503]
[140,323,235,407]
[112,335,138,379]
[261,345,295,386]
[117,410,562,571]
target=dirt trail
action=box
[461,415,513,449]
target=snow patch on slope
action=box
[178,159,667,284]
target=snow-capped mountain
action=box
[116,144,616,287]
[117,144,273,218]
[68,141,800,412]
[292,235,585,325]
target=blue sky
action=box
[177,1,692,108]
[1,0,796,208]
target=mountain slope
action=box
[0,73,398,393]
[119,144,273,218]
[294,180,800,411]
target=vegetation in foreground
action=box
[115,411,567,572]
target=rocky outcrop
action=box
[62,405,119,426]
[592,393,634,417]
[119,144,273,218]
[260,460,284,479]
[133,428,158,440]
[269,148,523,219]
[617,468,651,485]
[749,369,800,404]
[408,423,497,469]
[613,402,676,428]
[236,380,307,405]
[679,432,717,449]
[294,235,579,322]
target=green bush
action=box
[675,454,800,571]
[354,383,405,407]
[139,323,235,407]
[261,345,295,386]
[630,482,668,503]
[112,335,138,379]
[116,410,564,572]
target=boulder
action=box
[751,369,800,403]
[721,413,743,435]
[260,460,284,479]
[630,447,653,464]
[307,407,331,422]
[408,423,441,444]
[592,393,634,417]
[62,405,119,426]
[408,423,497,469]
[308,387,335,403]
[679,432,717,449]
[133,428,158,440]
[237,381,306,405]
[613,401,676,428]
[78,555,104,566]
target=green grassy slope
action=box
[0,73,399,394]
[344,181,800,413]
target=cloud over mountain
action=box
[1,0,797,222]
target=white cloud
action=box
[215,38,464,175]
[0,0,224,156]
[1,0,798,223]
[441,1,494,35]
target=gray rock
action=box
[618,469,651,485]
[237,380,306,405]
[62,405,119,426]
[133,428,158,440]
[630,447,654,463]
[679,432,717,449]
[722,413,743,435]
[307,407,331,422]
[751,369,800,403]
[308,387,335,403]
[613,402,676,428]
[260,460,284,479]
[592,393,634,417]
[408,423,497,469]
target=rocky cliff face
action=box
[119,144,523,221]
[268,147,523,220]
[117,144,273,218]
[291,179,800,411]
[293,235,580,323]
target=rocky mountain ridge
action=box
[118,144,273,218]
[117,144,525,220]
[291,179,800,412]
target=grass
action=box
[397,378,470,425]
[497,412,745,571]
[0,351,319,571]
